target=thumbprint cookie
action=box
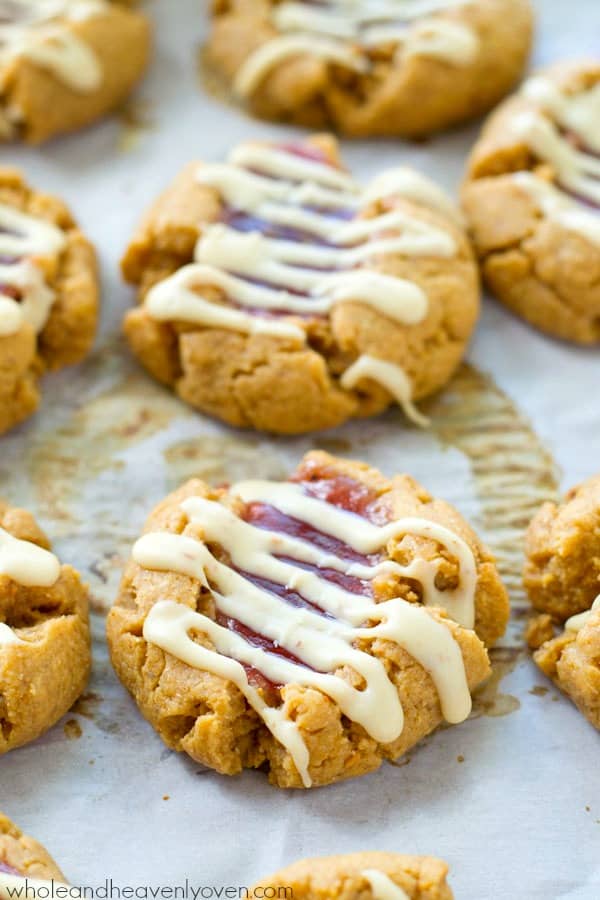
[525,475,600,729]
[250,853,454,900]
[0,500,91,753]
[205,0,533,139]
[0,814,66,883]
[463,61,600,344]
[107,451,508,788]
[0,167,98,435]
[0,0,151,143]
[532,598,600,731]
[525,474,600,622]
[122,135,480,434]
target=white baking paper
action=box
[0,2,598,897]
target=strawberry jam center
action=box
[0,861,22,876]
[220,472,383,696]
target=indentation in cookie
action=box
[108,451,507,787]
[0,203,66,338]
[0,0,106,96]
[0,502,91,753]
[0,860,21,876]
[232,0,480,100]
[124,135,477,432]
[463,62,600,343]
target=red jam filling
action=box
[297,472,379,517]
[563,128,600,160]
[553,128,600,211]
[213,471,385,696]
[217,612,309,696]
[0,255,23,300]
[222,208,325,245]
[217,613,307,666]
[243,501,371,565]
[558,184,600,211]
[213,144,359,324]
[277,141,338,167]
[0,283,22,300]
[0,861,21,876]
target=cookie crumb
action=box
[525,614,555,650]
[529,685,549,697]
[63,719,82,741]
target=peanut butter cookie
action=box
[0,500,91,753]
[0,0,151,143]
[250,853,453,900]
[525,475,600,728]
[206,0,533,139]
[532,599,600,730]
[0,813,65,882]
[524,474,600,621]
[107,451,508,789]
[0,167,98,435]
[463,60,600,343]
[122,135,479,434]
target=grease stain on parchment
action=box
[25,368,189,526]
[117,98,155,153]
[163,436,288,492]
[197,43,240,111]
[63,719,83,740]
[529,685,550,697]
[71,689,122,736]
[428,364,561,613]
[471,648,522,719]
[72,692,103,719]
[313,437,354,454]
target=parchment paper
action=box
[0,2,598,897]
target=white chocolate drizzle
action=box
[143,140,461,423]
[0,1,106,95]
[341,355,430,427]
[233,0,479,97]
[0,622,23,646]
[362,871,410,900]
[0,525,61,587]
[134,473,478,787]
[510,75,600,246]
[565,595,600,635]
[0,202,66,337]
[512,172,600,247]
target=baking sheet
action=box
[1,1,599,897]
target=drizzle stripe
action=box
[134,473,478,786]
[142,140,461,422]
[233,0,479,97]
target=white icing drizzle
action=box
[0,874,76,900]
[143,141,460,421]
[365,167,465,227]
[510,75,600,246]
[341,355,430,428]
[0,202,66,337]
[512,172,600,248]
[0,0,106,95]
[362,870,410,900]
[522,77,600,154]
[233,0,479,97]
[134,475,478,787]
[0,525,61,586]
[565,595,600,635]
[0,622,23,646]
